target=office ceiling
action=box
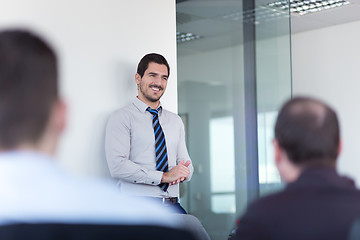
[291,0,360,32]
[176,0,360,56]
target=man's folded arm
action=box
[176,119,194,182]
[105,112,162,186]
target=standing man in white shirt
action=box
[105,53,194,213]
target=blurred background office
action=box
[2,0,360,240]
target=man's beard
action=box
[139,83,164,102]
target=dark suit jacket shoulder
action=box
[235,167,360,240]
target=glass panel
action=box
[210,116,235,194]
[258,111,280,184]
[177,1,292,239]
[211,194,236,214]
[177,1,245,238]
[209,116,236,214]
[255,0,292,196]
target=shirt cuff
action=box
[144,170,163,185]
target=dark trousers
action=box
[173,203,187,214]
[143,197,187,214]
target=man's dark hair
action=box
[137,53,170,77]
[274,97,340,167]
[0,29,58,149]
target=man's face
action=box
[136,62,168,104]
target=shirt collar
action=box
[133,97,163,114]
[0,150,56,164]
[287,166,355,189]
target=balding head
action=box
[275,97,340,167]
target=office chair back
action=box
[0,223,198,240]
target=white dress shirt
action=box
[105,97,193,198]
[0,150,177,226]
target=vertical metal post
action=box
[242,0,259,203]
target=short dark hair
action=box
[137,53,170,77]
[0,29,58,149]
[274,97,340,167]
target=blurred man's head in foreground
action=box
[0,29,66,154]
[274,96,341,182]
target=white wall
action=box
[292,20,360,185]
[0,0,178,177]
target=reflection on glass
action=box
[257,111,281,184]
[210,116,235,213]
[211,194,236,214]
[176,1,291,240]
[255,0,292,197]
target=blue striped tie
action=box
[147,107,169,192]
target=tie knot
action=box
[147,107,159,116]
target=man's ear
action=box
[338,139,342,156]
[273,138,301,183]
[273,139,282,166]
[135,73,141,85]
[51,98,67,135]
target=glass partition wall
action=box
[176,1,292,240]
[255,0,292,195]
